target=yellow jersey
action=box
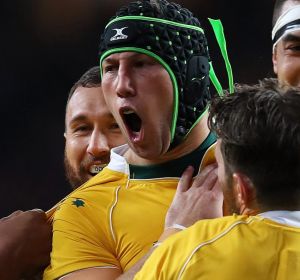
[44,134,216,280]
[135,212,300,280]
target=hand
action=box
[0,209,52,280]
[165,164,223,229]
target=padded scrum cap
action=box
[99,0,211,148]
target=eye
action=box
[72,125,92,135]
[134,60,146,68]
[134,59,157,68]
[102,62,119,74]
[289,45,300,51]
[110,122,121,130]
[103,65,114,73]
[75,125,88,131]
[284,42,300,52]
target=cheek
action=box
[285,63,300,86]
[107,133,126,148]
[65,139,86,165]
[277,57,300,86]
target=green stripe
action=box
[99,47,178,141]
[106,16,204,33]
[184,106,209,139]
[208,18,234,94]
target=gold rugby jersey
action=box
[135,213,300,280]
[44,133,216,280]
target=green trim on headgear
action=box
[184,106,209,139]
[99,47,179,141]
[208,18,234,94]
[106,15,204,33]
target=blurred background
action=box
[1,0,274,217]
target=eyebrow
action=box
[69,112,116,124]
[282,33,300,43]
[102,57,117,64]
[68,114,88,125]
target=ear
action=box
[232,173,256,215]
[272,46,278,75]
[64,132,67,139]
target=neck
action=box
[124,112,210,165]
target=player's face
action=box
[64,86,125,189]
[101,52,174,160]
[215,140,238,215]
[273,30,300,87]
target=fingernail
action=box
[30,208,45,213]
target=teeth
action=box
[123,109,135,115]
[89,164,107,174]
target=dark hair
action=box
[208,78,300,209]
[272,0,300,26]
[67,66,101,104]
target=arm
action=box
[0,209,52,280]
[117,164,223,280]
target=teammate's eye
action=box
[110,122,120,130]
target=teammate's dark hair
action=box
[209,78,300,210]
[67,66,101,104]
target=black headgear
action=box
[99,0,231,148]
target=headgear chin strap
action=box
[99,0,233,149]
[272,5,300,51]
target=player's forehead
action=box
[281,0,298,15]
[102,51,155,64]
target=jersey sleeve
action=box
[43,195,120,280]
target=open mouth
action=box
[122,109,142,133]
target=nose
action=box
[87,130,110,158]
[116,65,135,98]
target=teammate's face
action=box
[273,1,300,87]
[101,52,174,160]
[273,30,300,87]
[64,86,125,189]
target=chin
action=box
[131,143,169,161]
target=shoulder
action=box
[136,215,257,279]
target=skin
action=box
[272,1,300,86]
[214,140,258,216]
[101,52,174,162]
[60,52,211,279]
[101,52,210,165]
[121,140,257,280]
[0,84,126,280]
[64,86,126,188]
[0,210,52,280]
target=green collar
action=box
[129,132,216,179]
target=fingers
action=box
[28,209,47,220]
[211,179,222,195]
[1,210,24,221]
[191,163,218,190]
[178,166,194,192]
